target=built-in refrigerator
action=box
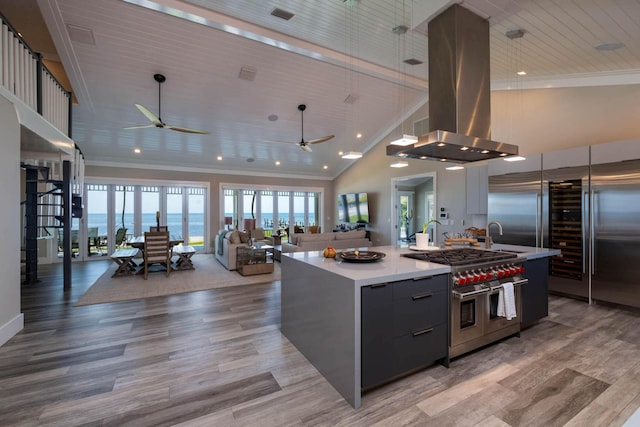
[487,171,543,248]
[590,159,640,308]
[488,149,640,309]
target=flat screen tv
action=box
[337,192,370,224]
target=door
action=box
[397,191,414,241]
[543,166,590,299]
[488,171,542,247]
[590,160,640,308]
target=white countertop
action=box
[284,245,451,286]
[283,243,560,286]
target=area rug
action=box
[75,254,280,306]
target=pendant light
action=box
[390,0,418,147]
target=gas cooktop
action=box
[401,248,518,266]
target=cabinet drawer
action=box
[392,275,448,301]
[393,290,447,337]
[393,323,447,375]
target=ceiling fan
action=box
[124,73,210,135]
[273,104,334,152]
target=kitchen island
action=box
[281,244,559,408]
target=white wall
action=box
[335,83,640,246]
[0,95,23,346]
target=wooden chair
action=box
[143,231,171,279]
[308,226,320,234]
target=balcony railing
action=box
[1,12,72,137]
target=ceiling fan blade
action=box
[165,125,210,134]
[123,124,157,130]
[134,103,161,125]
[308,134,335,144]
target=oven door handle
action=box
[452,287,489,300]
[487,278,529,291]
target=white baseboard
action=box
[0,313,24,347]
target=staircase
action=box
[21,162,71,286]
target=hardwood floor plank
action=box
[0,344,126,380]
[500,368,610,426]
[101,372,280,427]
[416,363,519,417]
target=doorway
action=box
[391,173,437,244]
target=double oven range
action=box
[402,248,528,359]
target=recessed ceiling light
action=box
[390,160,409,168]
[275,161,281,165]
[217,155,222,161]
[481,150,490,154]
[323,165,328,170]
[341,151,362,159]
[390,134,418,146]
[437,143,446,147]
[460,146,469,151]
[338,151,344,156]
[504,156,526,162]
[134,148,141,154]
[356,133,362,138]
[517,70,527,76]
[446,165,465,171]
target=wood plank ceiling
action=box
[24,0,640,178]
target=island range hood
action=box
[387,4,519,163]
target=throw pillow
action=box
[226,231,240,244]
[238,231,250,243]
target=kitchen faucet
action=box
[485,221,503,249]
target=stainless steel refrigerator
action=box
[590,159,640,308]
[489,159,640,309]
[488,171,543,248]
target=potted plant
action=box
[416,219,441,248]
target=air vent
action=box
[404,58,423,65]
[238,66,257,81]
[67,24,95,45]
[271,7,295,21]
[343,93,358,104]
[392,25,408,35]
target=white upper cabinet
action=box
[591,138,640,165]
[543,146,589,170]
[466,164,488,214]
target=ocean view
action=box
[86,212,315,237]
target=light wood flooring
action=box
[3,260,640,426]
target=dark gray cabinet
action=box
[521,258,549,328]
[361,275,448,389]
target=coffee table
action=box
[236,245,274,276]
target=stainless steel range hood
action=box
[387,4,519,163]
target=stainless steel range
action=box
[402,248,528,359]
